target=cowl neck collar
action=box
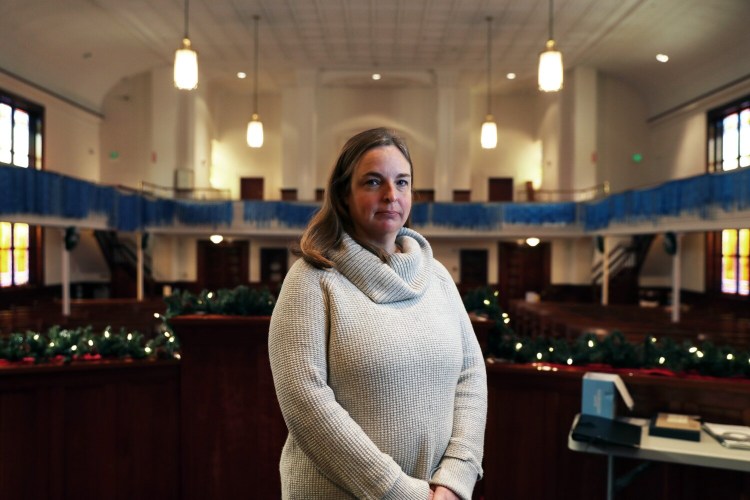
[329,227,433,304]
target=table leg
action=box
[607,454,615,500]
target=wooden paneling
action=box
[170,315,287,500]
[483,363,750,500]
[0,361,180,500]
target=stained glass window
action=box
[0,89,43,288]
[721,229,749,296]
[709,96,750,296]
[0,222,29,287]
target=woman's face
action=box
[346,145,412,253]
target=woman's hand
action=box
[431,485,460,500]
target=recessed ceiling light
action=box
[656,54,669,63]
[237,71,247,79]
[506,73,516,80]
[372,73,381,80]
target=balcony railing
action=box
[1,165,749,235]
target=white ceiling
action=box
[0,0,749,116]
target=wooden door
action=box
[414,189,435,202]
[240,177,264,200]
[497,242,550,310]
[489,177,514,202]
[460,249,488,288]
[260,248,288,290]
[197,240,249,290]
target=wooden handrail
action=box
[516,181,610,202]
[140,181,231,200]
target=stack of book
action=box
[648,413,701,442]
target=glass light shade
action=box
[209,234,224,244]
[481,116,498,149]
[246,114,264,148]
[538,40,563,92]
[174,38,198,90]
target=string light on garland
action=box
[0,323,180,364]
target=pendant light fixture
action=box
[174,0,198,90]
[538,0,563,92]
[480,16,497,149]
[246,15,264,148]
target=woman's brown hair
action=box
[297,127,413,268]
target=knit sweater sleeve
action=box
[428,262,488,500]
[268,260,430,499]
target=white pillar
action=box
[671,234,682,323]
[435,71,456,201]
[601,236,610,306]
[136,232,144,301]
[61,230,70,316]
[572,67,598,193]
[281,70,317,200]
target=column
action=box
[671,233,682,323]
[136,232,144,301]
[601,236,610,306]
[61,229,71,316]
[435,71,456,201]
[281,70,317,200]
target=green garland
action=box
[464,287,750,379]
[164,285,276,318]
[0,323,179,364]
[4,284,747,379]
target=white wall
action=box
[469,88,541,201]
[597,75,650,192]
[210,85,282,199]
[100,72,151,188]
[316,87,438,194]
[551,238,595,285]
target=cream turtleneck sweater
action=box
[269,228,487,499]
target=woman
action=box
[269,128,487,500]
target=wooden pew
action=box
[508,300,750,350]
[0,298,165,336]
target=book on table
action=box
[648,413,701,442]
[572,414,642,448]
